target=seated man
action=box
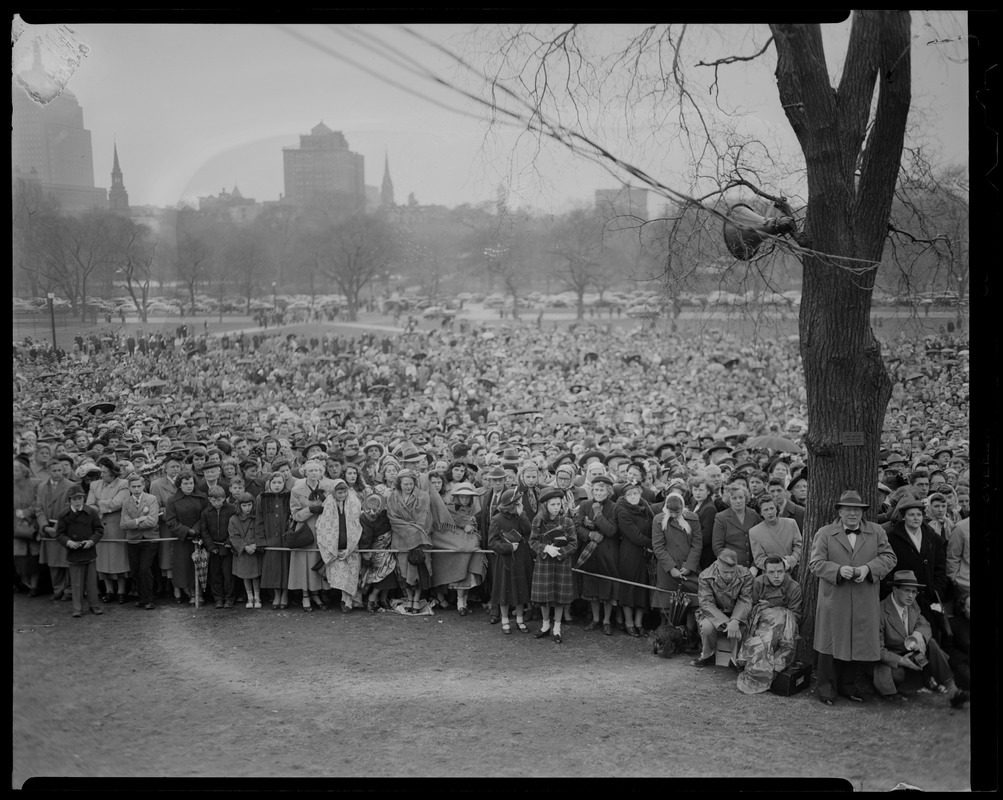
[736,555,803,693]
[873,570,970,708]
[692,547,753,668]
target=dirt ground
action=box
[12,591,972,789]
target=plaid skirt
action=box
[531,555,575,606]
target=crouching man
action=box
[735,555,803,693]
[691,547,752,668]
[873,570,970,709]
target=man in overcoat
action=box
[809,489,898,705]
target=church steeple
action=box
[381,151,395,208]
[109,141,130,214]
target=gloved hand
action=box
[308,504,325,516]
[407,547,426,565]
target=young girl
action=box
[487,487,534,634]
[529,487,578,643]
[229,493,263,608]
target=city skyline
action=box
[13,18,969,214]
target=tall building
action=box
[11,44,107,214]
[595,185,649,221]
[108,143,130,214]
[282,121,365,214]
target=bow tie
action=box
[845,528,860,534]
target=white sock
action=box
[553,622,562,636]
[501,617,510,626]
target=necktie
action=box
[901,607,909,630]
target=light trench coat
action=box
[809,520,897,662]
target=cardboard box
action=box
[714,635,739,667]
[770,662,812,696]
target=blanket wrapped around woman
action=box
[314,479,364,607]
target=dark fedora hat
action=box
[895,499,926,515]
[835,490,869,508]
[890,570,925,589]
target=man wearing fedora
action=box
[691,547,753,668]
[872,570,970,708]
[809,489,897,705]
[881,498,948,636]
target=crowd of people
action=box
[12,316,971,701]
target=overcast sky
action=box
[13,16,970,213]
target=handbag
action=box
[14,517,37,541]
[283,522,315,549]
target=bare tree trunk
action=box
[772,12,910,661]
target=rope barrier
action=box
[572,568,698,597]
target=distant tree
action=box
[224,223,272,314]
[110,217,158,323]
[174,208,215,314]
[12,175,62,299]
[546,208,606,319]
[316,212,399,321]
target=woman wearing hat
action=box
[574,475,620,635]
[487,487,535,634]
[880,498,948,636]
[255,471,292,610]
[529,487,578,643]
[614,483,655,637]
[88,457,131,604]
[431,482,487,615]
[386,468,434,612]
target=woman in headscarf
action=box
[314,478,364,612]
[256,471,291,609]
[431,481,487,615]
[516,460,542,523]
[386,468,433,612]
[529,487,578,643]
[574,474,620,635]
[13,455,42,595]
[288,459,333,612]
[615,483,654,637]
[358,493,399,612]
[372,457,401,500]
[165,470,207,604]
[88,457,131,604]
[651,489,702,639]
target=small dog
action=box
[649,623,687,658]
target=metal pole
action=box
[47,292,57,351]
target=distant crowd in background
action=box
[13,318,970,701]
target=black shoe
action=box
[819,696,835,706]
[553,633,563,644]
[583,620,599,632]
[879,693,907,703]
[534,628,551,639]
[950,689,970,709]
[145,603,155,610]
[489,615,501,625]
[838,692,866,703]
[690,654,714,667]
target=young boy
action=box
[199,486,236,608]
